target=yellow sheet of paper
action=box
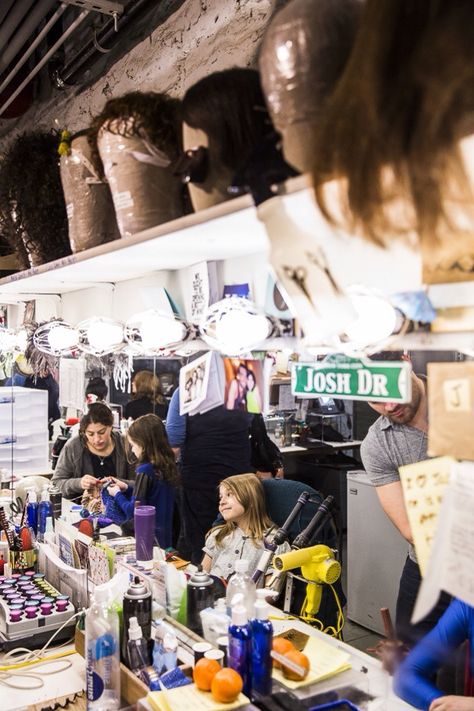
[147,686,249,711]
[399,456,455,576]
[272,635,352,689]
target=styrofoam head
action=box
[259,0,362,172]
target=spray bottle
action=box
[250,589,273,696]
[126,617,149,675]
[228,602,252,698]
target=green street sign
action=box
[291,358,412,403]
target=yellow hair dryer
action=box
[273,545,341,617]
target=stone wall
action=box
[0,0,283,143]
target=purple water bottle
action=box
[134,505,155,566]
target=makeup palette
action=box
[0,573,74,643]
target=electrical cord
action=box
[0,609,86,689]
[299,583,345,640]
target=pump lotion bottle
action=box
[228,603,252,698]
[251,589,273,696]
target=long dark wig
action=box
[311,0,474,247]
[181,68,273,174]
[0,132,71,269]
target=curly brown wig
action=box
[0,132,71,269]
[88,91,182,176]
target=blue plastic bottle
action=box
[228,603,252,697]
[26,489,39,536]
[37,487,53,543]
[250,590,273,696]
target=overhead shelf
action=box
[0,191,270,296]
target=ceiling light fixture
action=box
[77,317,125,356]
[199,296,278,355]
[33,320,80,356]
[124,310,196,355]
[339,289,403,352]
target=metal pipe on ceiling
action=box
[0,1,16,27]
[0,0,36,50]
[57,0,150,86]
[0,4,67,97]
[0,0,60,73]
[0,9,89,118]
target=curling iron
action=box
[291,495,336,550]
[252,491,311,585]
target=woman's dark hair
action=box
[311,0,474,246]
[0,132,71,269]
[85,377,108,401]
[79,402,114,433]
[88,91,181,176]
[181,68,272,172]
[127,414,179,486]
[132,370,165,405]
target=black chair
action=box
[261,478,345,632]
[261,478,338,548]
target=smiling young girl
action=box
[102,414,179,548]
[201,473,290,582]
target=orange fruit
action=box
[211,667,243,703]
[281,649,310,681]
[272,637,295,668]
[193,657,221,691]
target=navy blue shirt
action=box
[166,388,252,488]
[103,462,175,549]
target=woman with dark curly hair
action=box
[51,402,134,499]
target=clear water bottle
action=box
[86,585,120,711]
[225,559,256,619]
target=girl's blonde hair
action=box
[212,473,273,547]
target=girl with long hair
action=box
[102,414,179,548]
[201,473,289,582]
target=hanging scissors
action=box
[282,265,313,301]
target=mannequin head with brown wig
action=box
[259,0,362,174]
[311,0,474,273]
[180,68,273,210]
[89,91,184,236]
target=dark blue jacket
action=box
[394,599,474,709]
[103,462,175,549]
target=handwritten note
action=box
[399,456,454,576]
[413,461,474,623]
